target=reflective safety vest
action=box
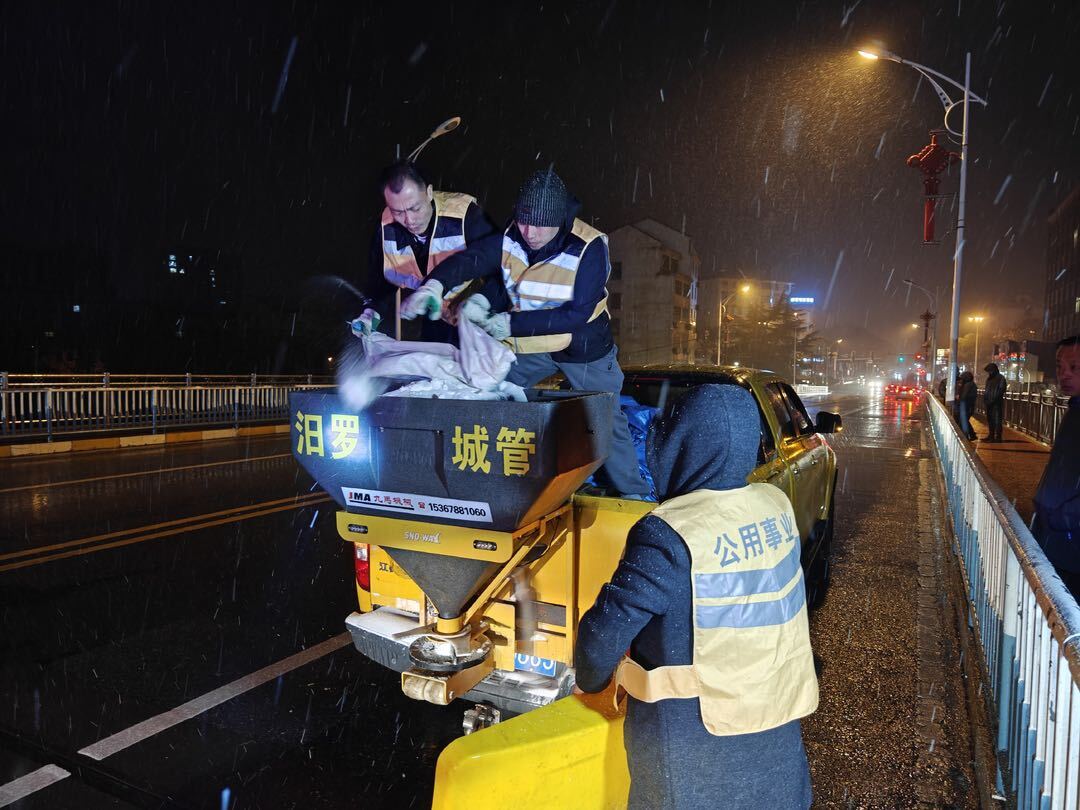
[615,484,819,736]
[499,219,609,354]
[381,191,475,290]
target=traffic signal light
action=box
[898,355,905,363]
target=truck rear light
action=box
[354,543,370,591]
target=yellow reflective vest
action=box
[615,484,819,735]
[381,191,475,290]
[499,219,609,354]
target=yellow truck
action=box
[290,365,841,734]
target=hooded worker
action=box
[405,167,650,497]
[575,384,818,809]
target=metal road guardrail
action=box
[1,383,329,440]
[969,385,1068,446]
[926,393,1080,807]
[1002,389,1068,446]
[1,372,332,389]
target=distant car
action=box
[884,383,921,400]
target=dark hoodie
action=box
[575,385,812,810]
[428,196,613,363]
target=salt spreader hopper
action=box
[290,388,651,720]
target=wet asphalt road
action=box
[1,434,462,809]
[0,385,972,809]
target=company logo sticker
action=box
[341,487,493,523]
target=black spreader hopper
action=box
[290,388,614,620]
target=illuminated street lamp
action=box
[968,315,985,370]
[859,47,988,403]
[717,284,752,365]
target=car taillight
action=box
[354,543,370,591]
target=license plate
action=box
[513,653,558,677]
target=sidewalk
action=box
[967,415,1049,525]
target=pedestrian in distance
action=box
[958,370,978,440]
[405,166,651,498]
[574,384,817,809]
[937,376,947,401]
[952,370,963,425]
[982,362,1007,442]
[361,160,495,343]
[1033,335,1080,600]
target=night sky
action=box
[4,0,1079,359]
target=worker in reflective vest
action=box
[403,167,650,497]
[363,160,494,343]
[575,384,818,809]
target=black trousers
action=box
[986,401,1004,440]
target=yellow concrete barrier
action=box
[0,422,289,459]
[119,434,166,448]
[10,440,74,456]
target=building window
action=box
[658,254,681,277]
[610,261,622,281]
[1074,296,1080,314]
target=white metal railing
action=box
[0,371,332,389]
[795,384,830,397]
[926,393,1080,806]
[1,384,328,439]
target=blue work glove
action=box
[400,278,444,321]
[348,308,381,338]
[460,294,493,327]
[484,312,512,341]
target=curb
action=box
[0,424,290,459]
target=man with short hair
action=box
[364,161,494,342]
[1033,335,1080,598]
[406,168,650,498]
[982,362,1007,442]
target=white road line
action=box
[0,765,70,807]
[79,632,352,761]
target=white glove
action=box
[348,308,381,338]
[460,294,492,327]
[484,312,512,340]
[400,278,444,321]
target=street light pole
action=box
[968,315,985,370]
[859,48,986,404]
[904,278,938,383]
[949,53,972,403]
[716,287,749,365]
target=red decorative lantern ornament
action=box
[906,130,961,243]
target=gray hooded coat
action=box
[575,384,813,809]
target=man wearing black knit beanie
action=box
[414,166,650,498]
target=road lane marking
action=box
[0,493,326,563]
[0,453,292,495]
[0,494,332,573]
[79,632,352,761]
[0,765,70,807]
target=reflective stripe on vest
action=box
[615,484,819,736]
[500,219,609,354]
[381,191,475,290]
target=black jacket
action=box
[983,372,1007,405]
[1034,398,1080,572]
[428,197,614,364]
